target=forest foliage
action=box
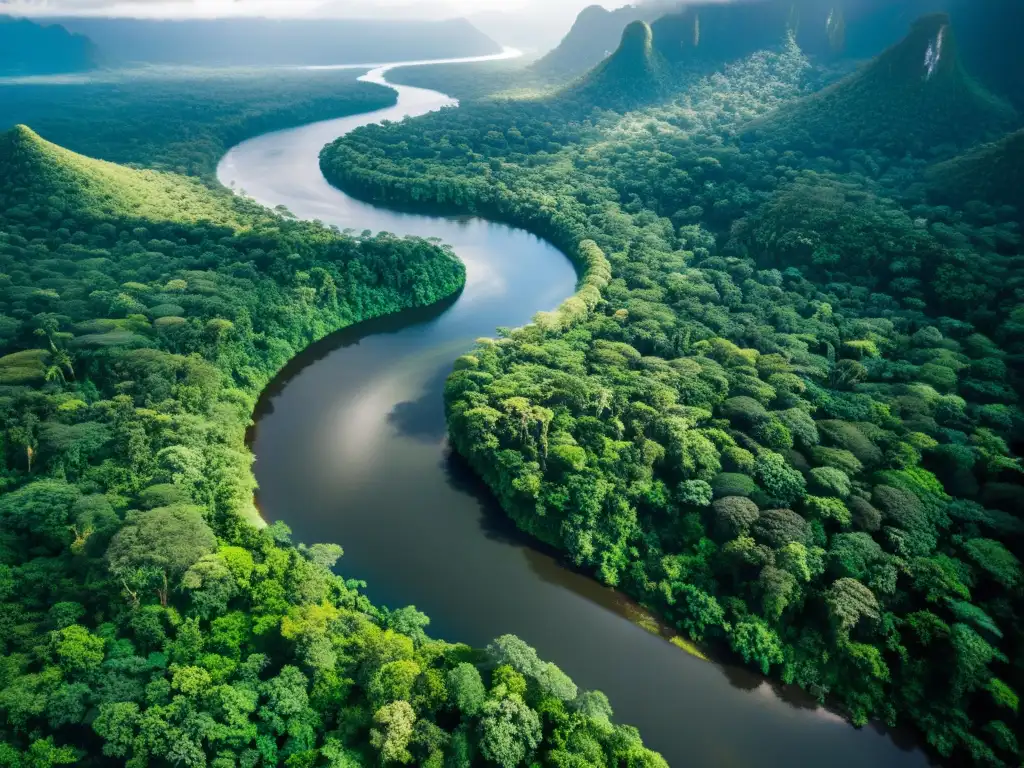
[0,68,397,178]
[0,119,668,767]
[322,14,1024,766]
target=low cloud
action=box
[2,0,615,18]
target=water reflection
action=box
[221,51,935,768]
[385,364,453,443]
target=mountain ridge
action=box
[742,13,1016,156]
[0,17,97,75]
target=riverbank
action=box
[220,54,935,767]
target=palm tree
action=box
[44,365,66,385]
[49,343,74,381]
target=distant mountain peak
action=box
[0,18,96,76]
[532,2,661,79]
[880,13,955,82]
[620,19,655,53]
[563,18,666,110]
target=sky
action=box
[0,0,622,18]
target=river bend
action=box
[216,53,931,768]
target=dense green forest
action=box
[0,69,397,178]
[0,118,666,766]
[322,14,1024,766]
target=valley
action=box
[0,2,1021,766]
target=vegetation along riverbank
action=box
[0,114,667,766]
[322,13,1024,765]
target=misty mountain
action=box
[744,13,1016,157]
[467,5,585,54]
[534,0,1024,101]
[531,3,676,79]
[565,19,668,109]
[0,17,97,75]
[48,17,501,67]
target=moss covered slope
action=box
[564,21,668,110]
[0,125,246,226]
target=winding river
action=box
[216,53,933,768]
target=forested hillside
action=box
[926,129,1024,215]
[0,68,397,177]
[0,18,96,76]
[322,14,1024,766]
[0,126,666,766]
[744,14,1014,157]
[530,3,663,79]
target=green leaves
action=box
[752,452,806,506]
[51,625,104,676]
[106,505,217,606]
[825,578,880,635]
[962,538,1022,589]
[447,664,486,717]
[477,695,542,768]
[729,617,784,674]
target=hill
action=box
[743,13,1016,157]
[0,17,96,75]
[47,16,500,66]
[0,121,669,768]
[0,125,246,226]
[564,20,667,109]
[925,128,1024,214]
[531,4,669,80]
[532,0,915,82]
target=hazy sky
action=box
[1,0,621,18]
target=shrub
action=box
[753,451,806,506]
[678,479,714,507]
[847,496,882,532]
[712,472,758,499]
[720,396,768,427]
[752,508,811,548]
[808,466,852,498]
[818,420,883,466]
[776,407,819,448]
[721,446,756,473]
[804,496,852,526]
[711,496,760,539]
[753,418,794,450]
[808,446,863,476]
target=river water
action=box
[216,54,932,768]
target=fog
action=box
[0,0,622,19]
